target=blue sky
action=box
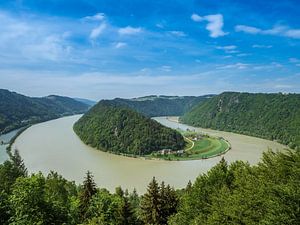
[0,0,299,100]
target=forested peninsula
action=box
[73,100,185,155]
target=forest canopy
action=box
[73,100,185,155]
[181,92,300,150]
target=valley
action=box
[11,114,285,193]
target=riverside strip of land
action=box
[12,115,287,193]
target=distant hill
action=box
[0,89,90,133]
[73,100,185,155]
[181,92,300,149]
[106,95,213,117]
[74,98,96,106]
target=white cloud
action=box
[191,13,203,22]
[22,35,72,61]
[236,24,300,39]
[252,44,273,48]
[118,26,142,35]
[90,23,106,39]
[114,42,127,49]
[83,13,105,21]
[237,53,251,57]
[216,45,237,50]
[169,31,186,37]
[235,25,261,34]
[289,58,300,63]
[191,13,227,38]
[218,63,249,70]
[160,65,172,72]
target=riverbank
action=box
[12,115,287,193]
[6,125,31,158]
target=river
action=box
[11,115,285,193]
[0,129,22,163]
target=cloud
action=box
[118,26,142,35]
[289,58,300,63]
[216,45,237,50]
[83,13,105,21]
[218,63,249,70]
[191,13,227,38]
[114,42,127,49]
[235,25,261,34]
[169,31,186,37]
[89,23,106,39]
[237,53,251,57]
[160,65,172,72]
[191,13,202,22]
[216,45,239,54]
[252,44,272,48]
[235,24,300,39]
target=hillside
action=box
[73,100,185,155]
[0,89,90,133]
[74,98,96,106]
[181,92,300,149]
[108,95,213,117]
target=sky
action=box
[0,0,299,100]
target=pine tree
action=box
[120,195,135,225]
[186,180,192,193]
[11,149,27,177]
[79,171,97,220]
[115,186,124,197]
[160,183,178,224]
[140,177,161,224]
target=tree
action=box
[11,149,27,178]
[9,173,48,224]
[140,177,161,224]
[80,171,97,220]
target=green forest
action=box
[103,95,213,117]
[73,101,185,155]
[181,92,300,150]
[0,149,299,224]
[0,89,90,134]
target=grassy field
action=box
[148,136,230,161]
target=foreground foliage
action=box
[74,101,185,155]
[0,149,299,224]
[181,92,300,149]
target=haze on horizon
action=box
[0,0,299,101]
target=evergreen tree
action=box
[11,149,27,177]
[119,195,136,225]
[115,186,124,198]
[140,177,161,224]
[186,180,192,193]
[159,183,178,224]
[79,171,97,220]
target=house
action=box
[159,149,172,155]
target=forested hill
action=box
[106,95,213,117]
[0,89,90,133]
[73,100,185,155]
[181,92,300,149]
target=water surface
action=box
[0,129,21,163]
[13,115,285,193]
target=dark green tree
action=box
[140,177,161,224]
[79,171,97,220]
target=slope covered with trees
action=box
[181,92,300,149]
[107,95,213,117]
[0,89,90,134]
[1,149,299,224]
[73,100,185,155]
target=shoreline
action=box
[74,116,231,161]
